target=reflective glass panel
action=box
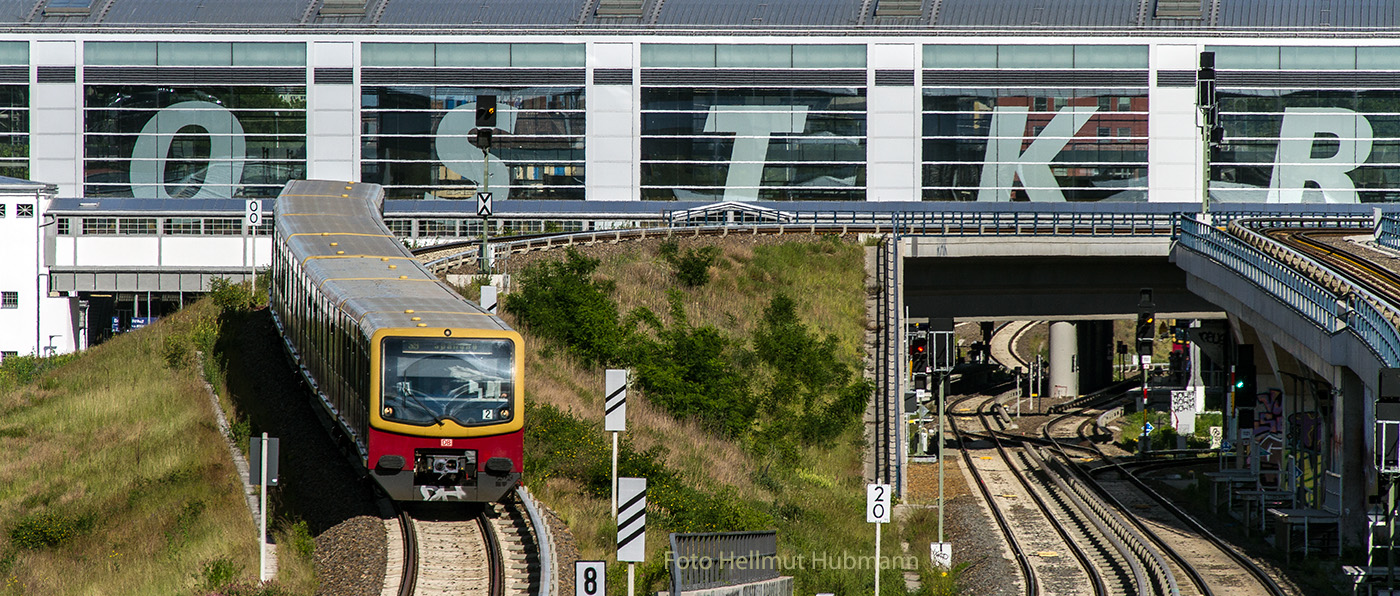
[717,45,791,68]
[1212,89,1400,203]
[360,86,585,200]
[641,87,866,201]
[84,85,306,198]
[381,337,515,427]
[642,44,716,68]
[924,45,997,68]
[922,88,1148,201]
[436,44,509,67]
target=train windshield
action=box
[381,337,515,426]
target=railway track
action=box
[951,392,1174,596]
[1039,403,1293,596]
[1265,227,1400,305]
[387,498,541,596]
[976,321,1293,595]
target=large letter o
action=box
[130,100,246,199]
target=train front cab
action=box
[365,327,524,502]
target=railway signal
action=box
[1137,289,1155,457]
[473,96,497,273]
[476,95,497,128]
[1199,50,1220,215]
[1136,311,1155,357]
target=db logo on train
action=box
[440,439,454,447]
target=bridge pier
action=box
[1049,321,1079,400]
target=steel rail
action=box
[480,511,505,596]
[960,393,1122,596]
[948,394,1040,596]
[1041,409,1191,596]
[1045,402,1287,596]
[397,509,417,596]
[1274,229,1400,305]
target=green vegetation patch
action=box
[513,237,967,595]
[0,295,259,595]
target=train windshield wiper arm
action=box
[401,389,450,425]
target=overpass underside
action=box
[903,255,1222,321]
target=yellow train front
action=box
[269,179,523,502]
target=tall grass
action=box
[0,297,262,595]
[518,236,958,595]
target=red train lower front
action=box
[365,426,523,502]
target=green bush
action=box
[163,334,192,369]
[752,293,872,446]
[502,249,629,367]
[630,293,755,436]
[0,352,79,394]
[208,277,254,313]
[197,556,242,591]
[658,242,721,287]
[288,520,314,559]
[508,258,870,446]
[8,511,91,550]
[524,402,769,533]
[227,419,251,453]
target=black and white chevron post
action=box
[617,477,646,563]
[480,284,497,314]
[605,368,627,432]
[607,368,628,519]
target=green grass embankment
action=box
[0,285,311,596]
[499,236,960,596]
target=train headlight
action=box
[383,406,394,416]
[498,408,511,419]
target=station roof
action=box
[0,0,1396,32]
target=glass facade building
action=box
[0,31,1390,205]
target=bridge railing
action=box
[1176,215,1400,367]
[1379,214,1400,252]
[1175,216,1345,333]
[894,210,1178,236]
[1229,215,1400,368]
[667,531,779,595]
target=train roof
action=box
[275,179,510,337]
[2,0,1398,32]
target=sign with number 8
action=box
[577,560,605,596]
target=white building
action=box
[0,177,67,359]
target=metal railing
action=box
[1229,215,1400,368]
[668,531,779,595]
[1175,216,1345,333]
[517,486,556,596]
[1378,214,1400,252]
[894,210,1179,236]
[1177,214,1400,368]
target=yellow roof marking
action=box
[289,232,393,238]
[358,309,490,325]
[302,255,412,264]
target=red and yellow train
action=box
[269,179,522,502]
